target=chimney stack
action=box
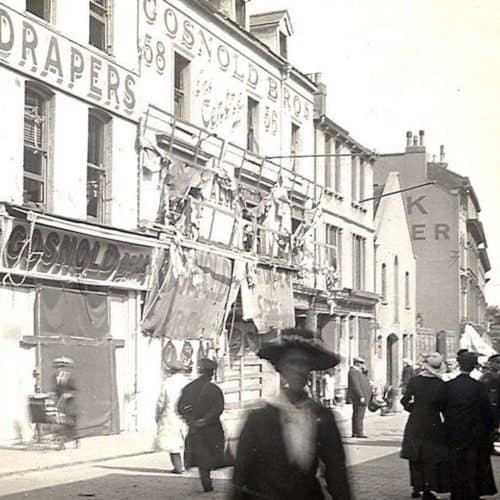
[406,131,412,147]
[419,130,425,146]
[413,135,418,147]
[440,145,445,163]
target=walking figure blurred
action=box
[155,359,189,473]
[231,327,351,500]
[51,357,78,449]
[400,352,450,499]
[444,351,497,500]
[177,358,224,493]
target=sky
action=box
[248,0,500,306]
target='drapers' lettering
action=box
[0,7,136,114]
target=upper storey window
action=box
[174,53,191,120]
[26,0,51,22]
[89,0,111,52]
[235,0,246,27]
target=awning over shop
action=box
[240,265,295,333]
[141,244,233,340]
[459,323,496,359]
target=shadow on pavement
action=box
[0,472,230,499]
[343,439,402,447]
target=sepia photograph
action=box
[0,0,499,498]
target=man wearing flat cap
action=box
[347,356,371,438]
[231,327,351,500]
[177,358,224,493]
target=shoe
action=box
[421,493,441,500]
[411,490,421,498]
[203,486,214,492]
[357,435,368,438]
[168,469,184,474]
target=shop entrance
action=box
[34,287,120,437]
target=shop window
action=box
[247,97,259,153]
[26,0,51,21]
[279,31,288,59]
[394,255,399,322]
[324,135,333,189]
[89,0,111,52]
[325,224,342,285]
[291,122,300,171]
[381,263,387,302]
[23,84,52,208]
[352,234,366,290]
[335,140,342,192]
[87,109,111,222]
[174,53,190,120]
[405,271,410,309]
[235,0,246,26]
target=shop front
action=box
[0,204,155,443]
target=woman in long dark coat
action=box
[177,358,224,493]
[401,352,450,500]
[232,328,351,500]
[444,351,497,500]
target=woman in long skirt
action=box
[400,352,450,500]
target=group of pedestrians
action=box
[400,350,498,500]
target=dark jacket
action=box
[444,373,495,449]
[347,366,371,405]
[400,375,448,463]
[232,400,352,500]
[401,365,415,393]
[480,370,500,425]
[177,375,225,469]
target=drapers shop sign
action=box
[0,4,137,119]
[2,222,152,288]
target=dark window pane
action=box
[88,115,104,166]
[24,147,43,175]
[24,177,44,204]
[89,15,106,50]
[26,0,49,20]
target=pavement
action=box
[0,408,500,499]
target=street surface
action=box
[1,412,500,499]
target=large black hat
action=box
[257,327,340,371]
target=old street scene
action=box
[0,0,499,499]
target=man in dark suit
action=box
[444,351,497,500]
[347,357,371,438]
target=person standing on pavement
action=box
[480,354,500,430]
[155,359,189,473]
[347,357,371,438]
[231,327,351,500]
[400,352,450,500]
[177,358,224,493]
[444,351,497,500]
[400,358,415,395]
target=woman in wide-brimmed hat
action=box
[155,359,189,473]
[401,352,450,499]
[231,327,351,500]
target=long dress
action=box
[400,374,450,493]
[155,372,189,453]
[231,393,352,500]
[444,373,497,500]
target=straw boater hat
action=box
[257,327,341,371]
[422,352,443,376]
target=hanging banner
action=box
[141,245,232,340]
[241,265,295,333]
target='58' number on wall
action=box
[142,34,166,74]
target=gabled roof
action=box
[373,184,384,214]
[250,10,293,36]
